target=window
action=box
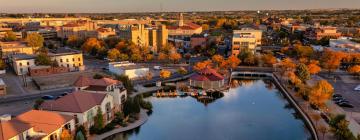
[73,58,75,62]
[73,64,75,67]
[66,59,69,62]
[78,58,81,61]
[19,63,22,66]
[27,62,29,66]
[79,63,82,66]
[60,59,63,62]
[67,64,69,68]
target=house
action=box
[11,48,84,75]
[4,110,76,140]
[305,26,341,41]
[167,13,202,38]
[0,41,34,58]
[0,115,33,140]
[108,61,149,79]
[40,91,115,130]
[73,76,127,111]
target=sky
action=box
[0,0,359,13]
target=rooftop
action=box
[0,120,32,140]
[41,91,106,113]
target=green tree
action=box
[116,75,134,94]
[123,97,134,117]
[118,53,129,61]
[329,115,354,140]
[107,48,120,61]
[25,33,44,53]
[94,108,104,131]
[35,53,52,66]
[33,99,44,110]
[295,63,311,82]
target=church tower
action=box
[179,13,184,27]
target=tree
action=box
[160,70,171,79]
[177,67,188,75]
[279,58,296,77]
[145,72,153,80]
[309,80,334,108]
[94,107,104,131]
[66,35,83,48]
[107,48,120,61]
[60,129,72,140]
[348,65,360,79]
[311,113,321,127]
[329,115,354,140]
[202,24,210,30]
[35,53,52,66]
[320,49,344,74]
[169,52,182,63]
[25,33,44,53]
[308,60,321,75]
[237,49,253,65]
[130,53,142,62]
[0,59,6,70]
[227,55,241,69]
[193,60,212,71]
[81,38,103,54]
[158,52,168,61]
[295,63,311,82]
[33,99,44,110]
[3,31,17,41]
[294,45,314,58]
[262,53,277,67]
[118,53,129,61]
[116,75,134,94]
[123,98,134,117]
[212,55,224,67]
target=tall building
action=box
[232,29,263,56]
[119,24,168,53]
[57,20,98,39]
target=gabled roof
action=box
[0,120,32,140]
[73,76,119,87]
[41,91,106,113]
[190,68,224,81]
[15,110,73,135]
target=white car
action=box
[154,66,162,70]
[354,85,360,91]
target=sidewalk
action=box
[91,109,149,140]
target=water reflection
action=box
[107,79,311,140]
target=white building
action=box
[232,29,262,56]
[329,37,360,52]
[11,54,36,75]
[108,61,149,79]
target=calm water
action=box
[111,79,311,140]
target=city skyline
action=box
[0,0,359,13]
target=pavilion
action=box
[189,67,225,90]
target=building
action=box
[232,29,262,56]
[96,27,116,39]
[0,115,33,140]
[190,35,207,48]
[41,91,115,130]
[48,48,85,72]
[108,61,149,79]
[73,76,127,112]
[1,110,76,140]
[189,67,225,90]
[0,41,34,58]
[167,13,203,38]
[148,25,168,53]
[57,20,98,39]
[11,48,84,75]
[26,28,58,40]
[0,78,6,95]
[10,54,36,75]
[118,24,149,47]
[305,26,341,41]
[329,37,360,52]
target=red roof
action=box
[167,22,202,30]
[0,120,31,140]
[15,110,73,135]
[190,68,224,81]
[74,76,119,87]
[41,91,106,113]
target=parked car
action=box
[332,97,344,101]
[335,100,349,104]
[333,94,342,98]
[354,85,360,91]
[154,66,162,70]
[338,102,354,108]
[41,95,55,100]
[61,92,69,96]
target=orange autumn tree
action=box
[309,80,334,108]
[227,55,241,69]
[60,129,71,140]
[261,53,277,67]
[348,65,360,78]
[320,49,345,74]
[169,52,182,63]
[193,60,213,71]
[279,58,296,75]
[81,38,104,53]
[307,60,321,75]
[212,54,224,67]
[160,70,171,79]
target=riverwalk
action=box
[91,109,149,140]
